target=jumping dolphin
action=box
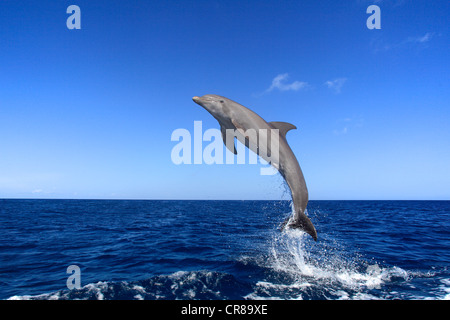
[192,94,317,241]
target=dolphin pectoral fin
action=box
[221,125,237,154]
[269,122,297,138]
[283,213,318,241]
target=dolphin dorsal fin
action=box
[269,121,297,138]
[221,125,238,154]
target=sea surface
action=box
[0,199,449,300]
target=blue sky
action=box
[0,0,449,200]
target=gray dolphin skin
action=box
[192,94,317,241]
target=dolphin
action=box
[192,94,317,241]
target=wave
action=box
[7,266,447,301]
[249,228,450,300]
[7,228,448,300]
[244,229,409,299]
[7,270,252,300]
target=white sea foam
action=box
[250,228,414,300]
[437,278,450,300]
[6,270,234,300]
[6,227,446,301]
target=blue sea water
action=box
[0,199,449,300]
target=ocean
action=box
[0,199,449,300]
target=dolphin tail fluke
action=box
[281,214,318,241]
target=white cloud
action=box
[333,127,348,135]
[325,78,347,94]
[372,32,435,52]
[267,73,309,92]
[406,32,433,43]
[333,116,364,135]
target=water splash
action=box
[250,227,414,300]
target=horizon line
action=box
[0,198,448,201]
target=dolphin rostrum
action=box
[192,94,317,241]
